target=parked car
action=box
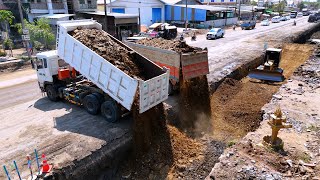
[240,20,256,30]
[280,16,287,21]
[297,12,303,17]
[206,28,225,40]
[285,15,291,20]
[271,16,281,23]
[290,11,298,18]
[261,19,270,26]
[308,13,320,22]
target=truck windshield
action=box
[36,58,43,69]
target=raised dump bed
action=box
[125,39,209,94]
[56,20,169,114]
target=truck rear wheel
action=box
[83,94,100,115]
[46,85,59,102]
[101,101,120,123]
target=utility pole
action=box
[238,0,241,20]
[138,1,141,32]
[17,0,31,59]
[185,0,188,30]
[104,0,108,31]
[109,0,112,13]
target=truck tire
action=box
[46,85,59,102]
[92,92,105,104]
[83,94,100,115]
[101,101,120,123]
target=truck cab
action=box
[35,50,60,92]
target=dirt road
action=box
[0,69,132,179]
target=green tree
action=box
[251,1,257,6]
[0,10,15,53]
[0,10,14,32]
[298,2,305,11]
[272,0,286,13]
[14,18,55,49]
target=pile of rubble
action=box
[71,28,144,79]
[136,38,203,53]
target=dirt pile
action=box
[211,140,319,179]
[168,125,204,165]
[71,28,144,79]
[118,124,204,179]
[136,38,203,53]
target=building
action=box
[97,0,165,26]
[2,0,98,25]
[165,4,237,27]
[79,11,139,40]
[68,0,97,14]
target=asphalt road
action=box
[186,16,310,48]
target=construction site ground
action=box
[0,17,319,179]
[208,44,320,179]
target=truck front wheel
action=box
[46,85,59,102]
[83,94,100,115]
[101,101,120,123]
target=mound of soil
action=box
[71,28,144,79]
[136,38,202,53]
[119,122,204,179]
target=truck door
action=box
[36,58,53,87]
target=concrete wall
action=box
[101,0,165,26]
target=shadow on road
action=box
[33,97,132,140]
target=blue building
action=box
[165,4,237,28]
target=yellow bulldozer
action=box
[248,48,285,82]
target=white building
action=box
[97,0,165,26]
[25,0,70,23]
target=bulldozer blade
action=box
[248,69,285,82]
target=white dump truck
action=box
[34,20,169,122]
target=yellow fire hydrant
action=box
[263,107,292,150]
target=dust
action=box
[177,75,212,137]
[71,28,144,79]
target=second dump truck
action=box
[125,40,209,95]
[35,20,170,122]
